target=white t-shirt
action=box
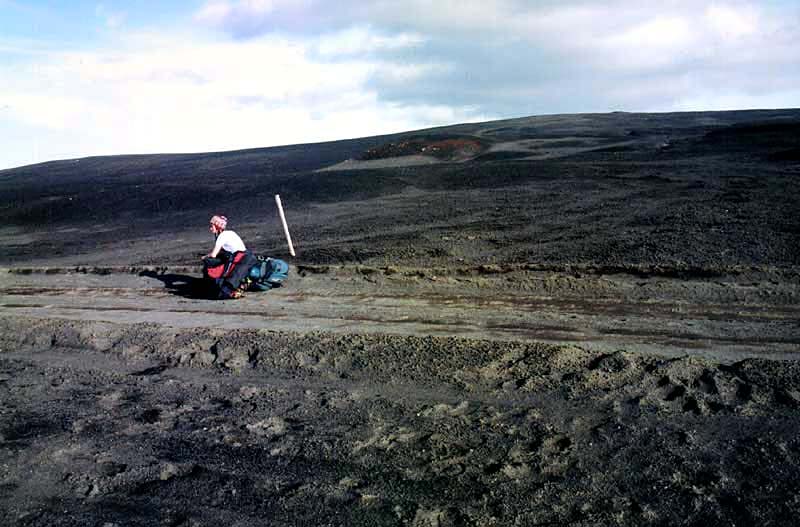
[213,230,246,255]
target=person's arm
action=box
[206,235,225,258]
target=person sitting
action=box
[202,215,289,299]
[202,215,256,299]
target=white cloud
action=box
[315,27,425,57]
[0,28,488,168]
[705,4,757,39]
[195,0,287,21]
[609,16,694,51]
[195,1,233,22]
[195,0,315,36]
[95,4,127,29]
[4,93,93,130]
[595,16,696,70]
[666,88,800,112]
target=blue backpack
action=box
[248,256,289,291]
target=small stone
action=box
[160,463,179,481]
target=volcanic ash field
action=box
[1,109,799,526]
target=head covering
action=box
[210,215,228,230]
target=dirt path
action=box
[2,266,798,362]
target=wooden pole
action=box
[275,194,296,257]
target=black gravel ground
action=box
[1,109,799,526]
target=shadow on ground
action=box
[139,271,213,299]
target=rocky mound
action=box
[360,135,487,162]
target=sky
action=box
[1,0,798,169]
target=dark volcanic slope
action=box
[1,109,798,269]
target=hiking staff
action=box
[275,194,296,257]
